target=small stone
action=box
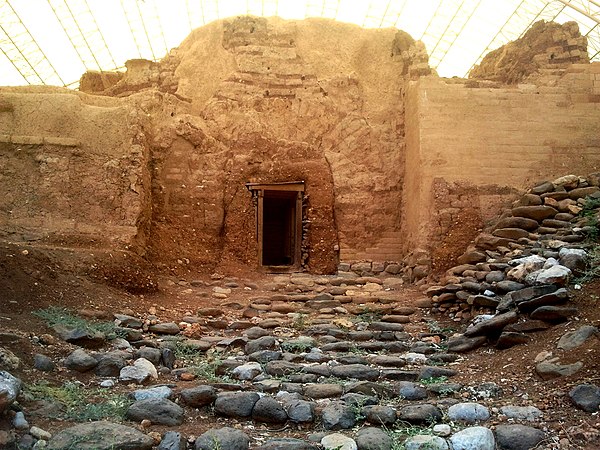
[131,385,173,401]
[194,427,249,450]
[449,426,495,450]
[33,354,55,372]
[536,359,583,380]
[30,426,51,441]
[557,325,599,350]
[433,424,452,437]
[448,402,490,423]
[231,362,263,380]
[119,358,158,384]
[158,431,186,450]
[500,405,542,421]
[320,433,357,450]
[13,411,28,430]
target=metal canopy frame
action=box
[0,0,599,87]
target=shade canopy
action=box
[1,0,599,87]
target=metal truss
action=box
[305,0,340,20]
[245,0,279,17]
[362,0,410,28]
[47,0,116,72]
[1,0,600,87]
[0,1,65,85]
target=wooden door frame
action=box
[246,181,304,271]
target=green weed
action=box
[33,307,124,339]
[420,376,449,385]
[25,381,131,422]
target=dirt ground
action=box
[1,239,599,448]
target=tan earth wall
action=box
[0,86,148,248]
[402,63,600,270]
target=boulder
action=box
[194,427,249,450]
[495,424,545,450]
[126,398,184,426]
[511,205,558,221]
[569,384,600,412]
[450,426,495,450]
[47,421,154,450]
[557,326,599,350]
[0,371,21,413]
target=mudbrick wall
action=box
[402,62,600,279]
[0,86,147,248]
[2,17,600,277]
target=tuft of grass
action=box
[33,307,124,339]
[174,344,237,383]
[291,313,309,331]
[25,381,131,422]
[574,245,600,284]
[420,376,449,385]
[352,308,382,324]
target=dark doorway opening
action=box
[245,181,304,272]
[262,191,296,266]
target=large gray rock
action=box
[397,404,442,425]
[362,405,397,426]
[95,353,126,377]
[464,311,518,337]
[214,391,260,417]
[450,426,495,450]
[126,398,184,426]
[516,288,569,313]
[500,405,543,421]
[355,427,393,450]
[119,358,157,384]
[252,396,287,423]
[321,401,357,430]
[0,370,21,413]
[245,336,277,354]
[557,325,599,350]
[195,427,249,450]
[559,248,588,274]
[158,431,186,450]
[447,403,490,423]
[53,324,105,348]
[495,424,545,450]
[285,399,315,423]
[397,382,427,401]
[530,306,578,322]
[533,265,571,286]
[447,335,487,353]
[569,384,600,412]
[47,421,153,450]
[148,322,180,335]
[179,385,217,407]
[331,364,379,381]
[64,349,98,372]
[232,362,263,380]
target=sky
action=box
[0,0,593,87]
